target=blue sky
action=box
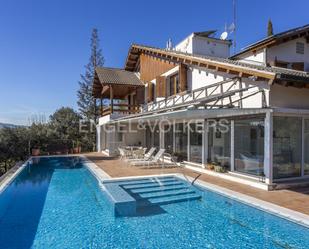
[0,0,308,125]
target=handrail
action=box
[191,173,202,185]
[143,77,239,113]
[100,104,141,117]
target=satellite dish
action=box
[220,31,228,40]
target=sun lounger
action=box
[126,147,156,162]
[130,149,165,167]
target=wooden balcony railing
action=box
[100,103,141,117]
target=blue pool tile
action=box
[0,156,308,249]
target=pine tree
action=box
[77,28,104,122]
[267,19,274,37]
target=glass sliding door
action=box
[164,124,174,154]
[234,118,264,176]
[175,123,188,161]
[208,121,231,169]
[304,119,309,175]
[145,126,153,149]
[189,123,203,163]
[153,125,160,150]
[273,117,302,179]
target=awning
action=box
[92,67,144,98]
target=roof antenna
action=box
[232,0,237,53]
[166,38,173,50]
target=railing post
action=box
[110,85,114,113]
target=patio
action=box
[85,152,309,215]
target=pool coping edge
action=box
[0,158,31,194]
[85,160,309,228]
[2,155,308,229]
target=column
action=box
[202,120,208,168]
[96,125,101,153]
[263,111,273,184]
[230,120,235,172]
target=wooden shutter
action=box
[179,63,187,92]
[147,82,154,102]
[156,76,166,97]
[136,87,145,104]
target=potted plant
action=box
[31,141,40,156]
[72,140,81,154]
[77,141,82,153]
[214,165,225,173]
[206,162,216,170]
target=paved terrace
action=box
[85,153,309,216]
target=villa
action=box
[1,24,309,249]
[93,25,309,190]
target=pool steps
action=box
[103,176,201,216]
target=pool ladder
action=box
[191,174,202,185]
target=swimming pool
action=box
[0,156,308,249]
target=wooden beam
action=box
[101,85,109,95]
[110,85,114,112]
[130,45,277,81]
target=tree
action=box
[0,127,29,174]
[77,28,104,122]
[267,19,274,37]
[49,107,82,144]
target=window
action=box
[296,42,305,54]
[169,74,179,96]
[175,123,188,161]
[190,123,203,163]
[273,117,302,179]
[234,119,264,176]
[304,120,309,175]
[117,132,124,142]
[208,121,231,169]
[153,125,160,149]
[164,124,173,153]
[146,126,153,148]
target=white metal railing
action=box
[142,77,240,113]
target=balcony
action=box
[92,67,145,119]
[101,103,141,117]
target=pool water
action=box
[0,157,308,249]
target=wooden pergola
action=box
[92,67,145,116]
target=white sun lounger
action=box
[130,149,165,167]
[126,147,156,162]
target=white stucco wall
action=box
[270,84,309,109]
[237,49,266,65]
[187,66,270,108]
[267,37,309,71]
[175,34,193,53]
[175,33,230,58]
[192,36,230,58]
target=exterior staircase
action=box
[120,176,201,207]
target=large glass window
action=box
[305,120,309,175]
[273,117,302,179]
[175,123,188,161]
[208,121,231,169]
[207,123,231,170]
[234,118,264,176]
[164,124,174,153]
[189,123,203,163]
[153,125,160,149]
[146,126,153,149]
